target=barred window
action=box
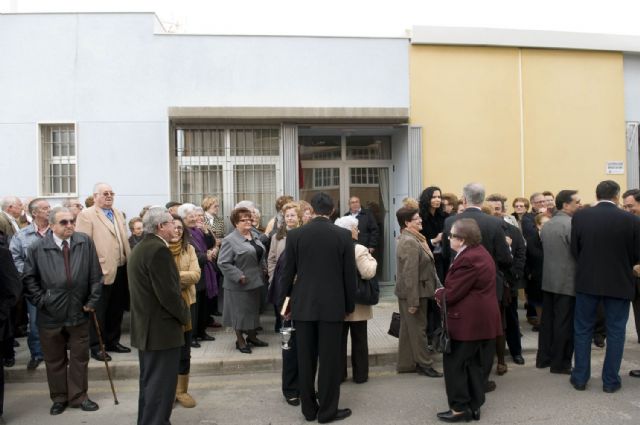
[41,124,77,196]
[313,168,340,188]
[350,167,379,186]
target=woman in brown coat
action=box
[394,207,442,378]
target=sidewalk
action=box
[0,299,579,382]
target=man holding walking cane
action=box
[23,206,103,415]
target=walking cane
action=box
[91,311,119,405]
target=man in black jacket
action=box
[570,180,640,393]
[23,207,103,415]
[0,242,21,421]
[281,192,357,424]
[345,196,379,254]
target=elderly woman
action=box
[334,215,377,384]
[178,204,218,346]
[218,207,268,353]
[434,219,502,422]
[394,207,442,378]
[202,196,225,241]
[298,200,314,225]
[169,214,201,408]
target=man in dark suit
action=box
[345,196,379,254]
[570,180,640,392]
[281,192,357,424]
[442,183,512,392]
[128,207,190,425]
[0,242,21,421]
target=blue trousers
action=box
[572,293,630,389]
[27,301,43,360]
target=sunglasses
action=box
[59,219,76,226]
[100,191,116,197]
[448,233,462,240]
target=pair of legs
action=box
[90,266,128,353]
[138,347,180,425]
[443,339,487,413]
[341,321,369,383]
[397,298,434,372]
[537,291,574,372]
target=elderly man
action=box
[62,199,84,219]
[0,197,23,243]
[10,198,51,370]
[76,183,131,361]
[345,196,379,254]
[128,207,190,425]
[536,190,580,375]
[23,207,102,415]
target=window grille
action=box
[350,167,379,186]
[41,124,77,196]
[313,168,340,188]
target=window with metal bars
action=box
[40,124,77,196]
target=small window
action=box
[41,124,77,196]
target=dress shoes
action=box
[593,335,605,348]
[12,340,19,347]
[318,408,352,423]
[285,396,300,406]
[105,343,131,353]
[50,401,68,415]
[246,337,268,347]
[436,409,472,422]
[471,408,480,421]
[629,369,640,378]
[191,339,201,348]
[91,351,112,362]
[27,357,43,370]
[550,367,572,375]
[484,380,496,393]
[512,355,525,365]
[199,333,216,341]
[3,358,15,368]
[570,377,586,391]
[603,384,621,393]
[71,399,99,411]
[235,342,252,354]
[416,365,443,378]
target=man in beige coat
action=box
[76,183,131,361]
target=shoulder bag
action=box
[432,292,451,354]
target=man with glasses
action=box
[10,198,51,370]
[62,198,84,219]
[76,183,131,361]
[23,206,102,415]
[521,192,547,239]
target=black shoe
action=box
[484,380,496,393]
[436,409,472,422]
[91,351,112,362]
[191,340,201,348]
[512,355,525,365]
[285,396,300,406]
[72,399,99,411]
[50,401,68,415]
[235,342,252,354]
[105,343,131,353]
[246,337,268,347]
[629,370,640,378]
[593,335,605,348]
[3,358,15,368]
[531,325,540,332]
[535,361,550,369]
[417,365,443,378]
[27,358,42,370]
[603,384,621,393]
[318,408,352,423]
[12,340,19,347]
[570,377,586,391]
[550,367,572,375]
[199,333,216,341]
[471,408,480,421]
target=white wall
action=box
[0,13,409,218]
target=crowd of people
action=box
[1,178,640,423]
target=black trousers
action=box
[341,321,369,383]
[137,347,180,425]
[444,340,487,412]
[195,289,209,338]
[504,293,522,357]
[90,265,127,351]
[537,291,574,371]
[0,355,4,416]
[282,322,299,398]
[633,280,640,341]
[296,320,343,422]
[179,328,193,375]
[480,338,496,384]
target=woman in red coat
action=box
[434,219,502,423]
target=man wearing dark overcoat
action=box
[281,192,357,423]
[0,242,21,420]
[128,207,190,425]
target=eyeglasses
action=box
[100,191,115,197]
[74,204,84,210]
[448,233,462,240]
[58,219,76,226]
[175,226,184,232]
[238,218,253,223]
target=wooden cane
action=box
[91,310,119,405]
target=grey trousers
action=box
[397,297,433,371]
[137,347,180,425]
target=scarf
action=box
[403,227,434,260]
[168,240,182,257]
[189,227,219,299]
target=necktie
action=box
[62,240,72,285]
[105,210,114,223]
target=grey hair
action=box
[143,207,170,234]
[61,198,79,208]
[1,196,20,211]
[234,200,255,210]
[177,203,197,219]
[48,206,71,225]
[93,182,111,194]
[334,215,358,231]
[194,206,204,214]
[462,183,485,206]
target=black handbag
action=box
[432,292,451,354]
[355,274,380,306]
[388,312,401,338]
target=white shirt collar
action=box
[154,233,169,246]
[1,211,20,232]
[52,233,70,250]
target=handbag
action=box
[388,312,401,338]
[355,274,380,306]
[432,292,451,354]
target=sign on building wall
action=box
[606,161,624,175]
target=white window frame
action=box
[38,122,78,197]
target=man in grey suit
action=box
[128,208,190,425]
[536,190,581,374]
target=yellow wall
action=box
[410,45,626,205]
